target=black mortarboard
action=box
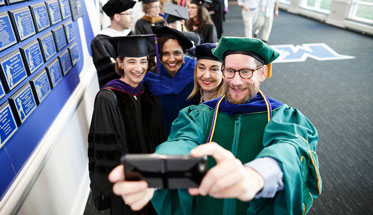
[189,43,220,61]
[152,26,193,49]
[140,0,158,4]
[108,35,155,58]
[164,2,189,23]
[103,0,136,17]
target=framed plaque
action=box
[59,0,71,19]
[58,49,71,75]
[68,42,79,66]
[46,58,63,88]
[69,0,84,20]
[0,12,17,52]
[5,0,25,5]
[30,3,51,32]
[52,25,67,51]
[38,32,57,62]
[9,83,37,125]
[46,0,62,25]
[0,50,27,92]
[9,7,36,41]
[20,40,44,75]
[0,102,18,148]
[0,81,5,99]
[63,21,75,43]
[30,69,52,104]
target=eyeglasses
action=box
[222,66,263,79]
[150,5,161,9]
[120,11,133,16]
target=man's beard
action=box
[225,84,259,104]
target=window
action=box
[302,0,332,13]
[348,0,373,24]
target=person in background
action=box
[164,2,201,45]
[88,35,165,215]
[253,0,279,43]
[108,37,321,215]
[187,43,224,103]
[186,0,218,43]
[143,26,198,136]
[91,0,136,88]
[205,0,224,39]
[238,0,260,38]
[135,0,165,34]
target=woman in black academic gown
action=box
[88,35,165,215]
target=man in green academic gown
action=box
[109,37,322,215]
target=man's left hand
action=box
[188,142,264,201]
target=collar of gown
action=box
[143,55,196,96]
[203,92,283,115]
[103,79,144,96]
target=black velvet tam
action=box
[102,0,136,17]
[108,35,156,58]
[152,26,193,49]
[189,43,220,61]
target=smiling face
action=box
[160,39,185,77]
[196,59,222,93]
[120,56,148,87]
[223,54,266,104]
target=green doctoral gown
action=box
[151,94,321,215]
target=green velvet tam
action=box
[212,37,280,65]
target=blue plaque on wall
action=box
[9,84,37,125]
[63,21,75,43]
[30,3,51,32]
[58,49,71,75]
[46,58,63,88]
[0,12,17,52]
[52,25,67,51]
[68,42,79,66]
[5,0,25,5]
[69,0,84,21]
[0,50,27,92]
[38,32,57,62]
[0,102,17,148]
[59,0,71,19]
[46,0,62,25]
[0,81,5,99]
[30,69,51,104]
[10,7,36,41]
[20,40,44,75]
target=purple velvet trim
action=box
[103,79,144,96]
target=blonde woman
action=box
[188,43,224,103]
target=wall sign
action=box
[0,50,27,91]
[0,12,17,52]
[0,102,17,148]
[38,31,57,62]
[30,3,51,32]
[9,84,37,125]
[9,7,36,41]
[20,40,44,75]
[30,69,52,104]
